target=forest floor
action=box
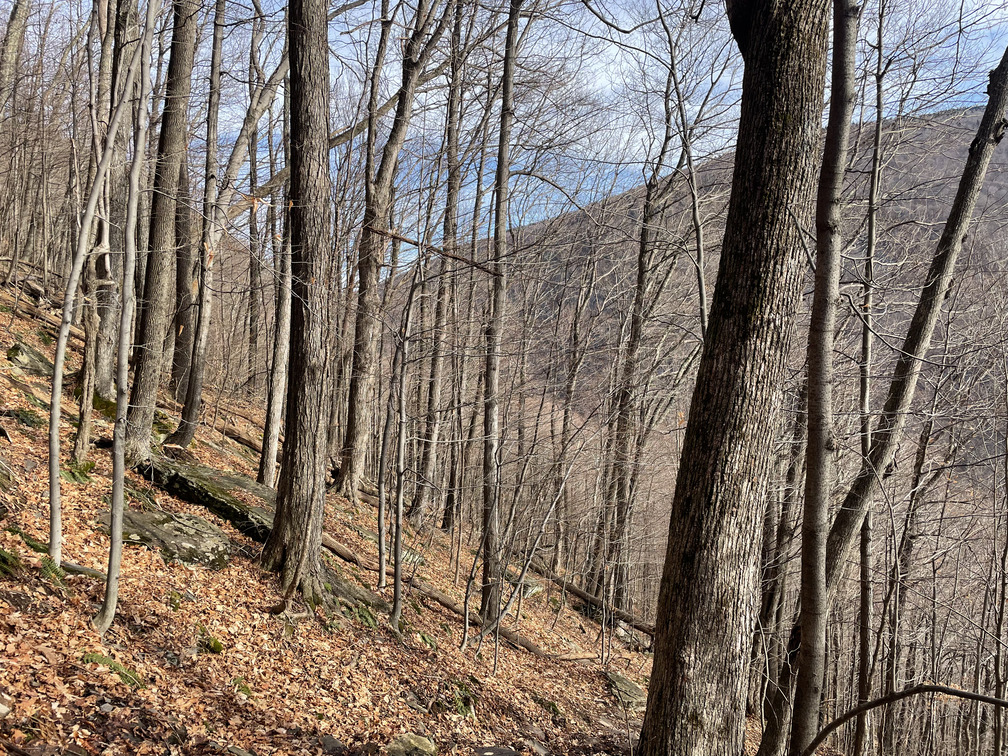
[0,295,675,756]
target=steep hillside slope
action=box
[0,300,652,756]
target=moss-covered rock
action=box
[99,507,231,569]
[136,457,274,542]
[6,341,53,377]
[139,456,389,613]
[605,670,647,710]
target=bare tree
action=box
[259,0,332,603]
[123,0,197,464]
[637,0,830,752]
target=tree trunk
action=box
[789,1,860,752]
[123,0,197,464]
[94,0,156,635]
[759,44,1008,756]
[257,191,291,487]
[260,0,331,603]
[246,118,261,394]
[823,45,1008,597]
[338,0,452,501]
[47,6,149,567]
[72,256,99,463]
[170,157,195,401]
[167,4,286,448]
[0,0,31,113]
[480,0,522,627]
[636,1,829,753]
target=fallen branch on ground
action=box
[529,561,654,638]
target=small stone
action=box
[521,739,549,756]
[473,748,518,756]
[387,733,437,756]
[100,703,114,713]
[321,734,346,755]
[404,690,428,713]
[226,747,255,756]
[0,702,10,719]
[523,724,546,742]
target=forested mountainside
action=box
[0,304,663,755]
[0,0,1007,754]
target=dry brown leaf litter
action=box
[0,305,653,756]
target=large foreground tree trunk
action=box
[260,0,331,602]
[636,1,830,754]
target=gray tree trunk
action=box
[789,1,861,752]
[123,0,198,464]
[636,1,830,753]
[480,0,522,627]
[257,195,291,487]
[170,157,195,401]
[94,0,156,635]
[260,0,332,603]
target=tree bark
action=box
[789,1,860,752]
[260,0,331,603]
[636,1,829,754]
[123,0,197,464]
[480,0,522,627]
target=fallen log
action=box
[0,289,83,344]
[138,456,548,656]
[322,532,547,656]
[529,562,654,638]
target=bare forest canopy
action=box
[1,0,1008,755]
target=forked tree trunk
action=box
[47,5,150,567]
[636,1,830,753]
[260,0,331,603]
[94,0,136,400]
[824,45,1008,599]
[338,0,453,501]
